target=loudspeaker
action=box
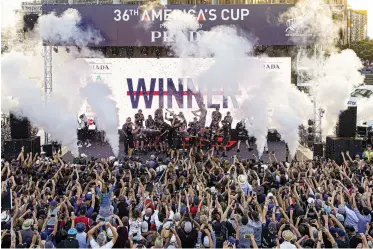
[325,136,362,164]
[313,143,324,157]
[267,130,281,142]
[10,113,31,139]
[3,136,41,160]
[337,107,357,137]
[42,143,62,157]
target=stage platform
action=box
[62,140,289,164]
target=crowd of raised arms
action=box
[1,140,373,249]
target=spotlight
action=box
[66,47,70,53]
[53,47,58,53]
[308,119,314,126]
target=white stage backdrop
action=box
[82,58,291,127]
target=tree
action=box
[340,39,373,62]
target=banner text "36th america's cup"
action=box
[113,8,250,22]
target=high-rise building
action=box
[347,9,368,42]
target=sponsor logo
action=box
[91,64,110,70]
[285,17,313,37]
[263,64,280,69]
[347,101,356,105]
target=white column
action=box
[212,0,218,4]
[160,0,168,5]
[68,0,74,3]
[113,0,120,3]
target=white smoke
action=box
[282,0,365,140]
[1,52,80,155]
[163,10,313,157]
[80,83,120,156]
[357,98,373,123]
[37,8,103,47]
[279,0,341,47]
[2,8,120,157]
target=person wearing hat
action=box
[280,230,297,249]
[20,219,34,246]
[57,228,79,248]
[76,222,89,248]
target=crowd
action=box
[1,141,373,249]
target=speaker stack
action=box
[326,106,361,163]
[3,113,40,159]
[336,107,357,138]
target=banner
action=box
[42,4,302,46]
[81,58,291,126]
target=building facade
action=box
[347,9,368,42]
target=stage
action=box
[61,140,289,164]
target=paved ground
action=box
[62,140,288,163]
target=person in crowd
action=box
[3,130,373,249]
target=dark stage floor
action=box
[62,141,287,164]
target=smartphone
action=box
[244,234,252,239]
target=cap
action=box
[76,223,86,233]
[50,200,58,206]
[68,228,77,235]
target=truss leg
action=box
[43,46,53,144]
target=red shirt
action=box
[74,216,92,232]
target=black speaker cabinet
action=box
[42,143,62,157]
[337,107,357,138]
[325,136,362,164]
[10,113,31,139]
[3,136,41,160]
[313,143,324,158]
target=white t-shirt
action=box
[129,218,142,241]
[90,239,114,249]
[280,241,297,249]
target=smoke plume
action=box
[80,83,120,156]
[37,8,103,47]
[1,52,80,155]
[2,7,118,157]
[282,0,365,139]
[163,10,313,157]
[279,0,341,47]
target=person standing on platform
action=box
[192,103,207,129]
[122,118,136,157]
[236,119,252,153]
